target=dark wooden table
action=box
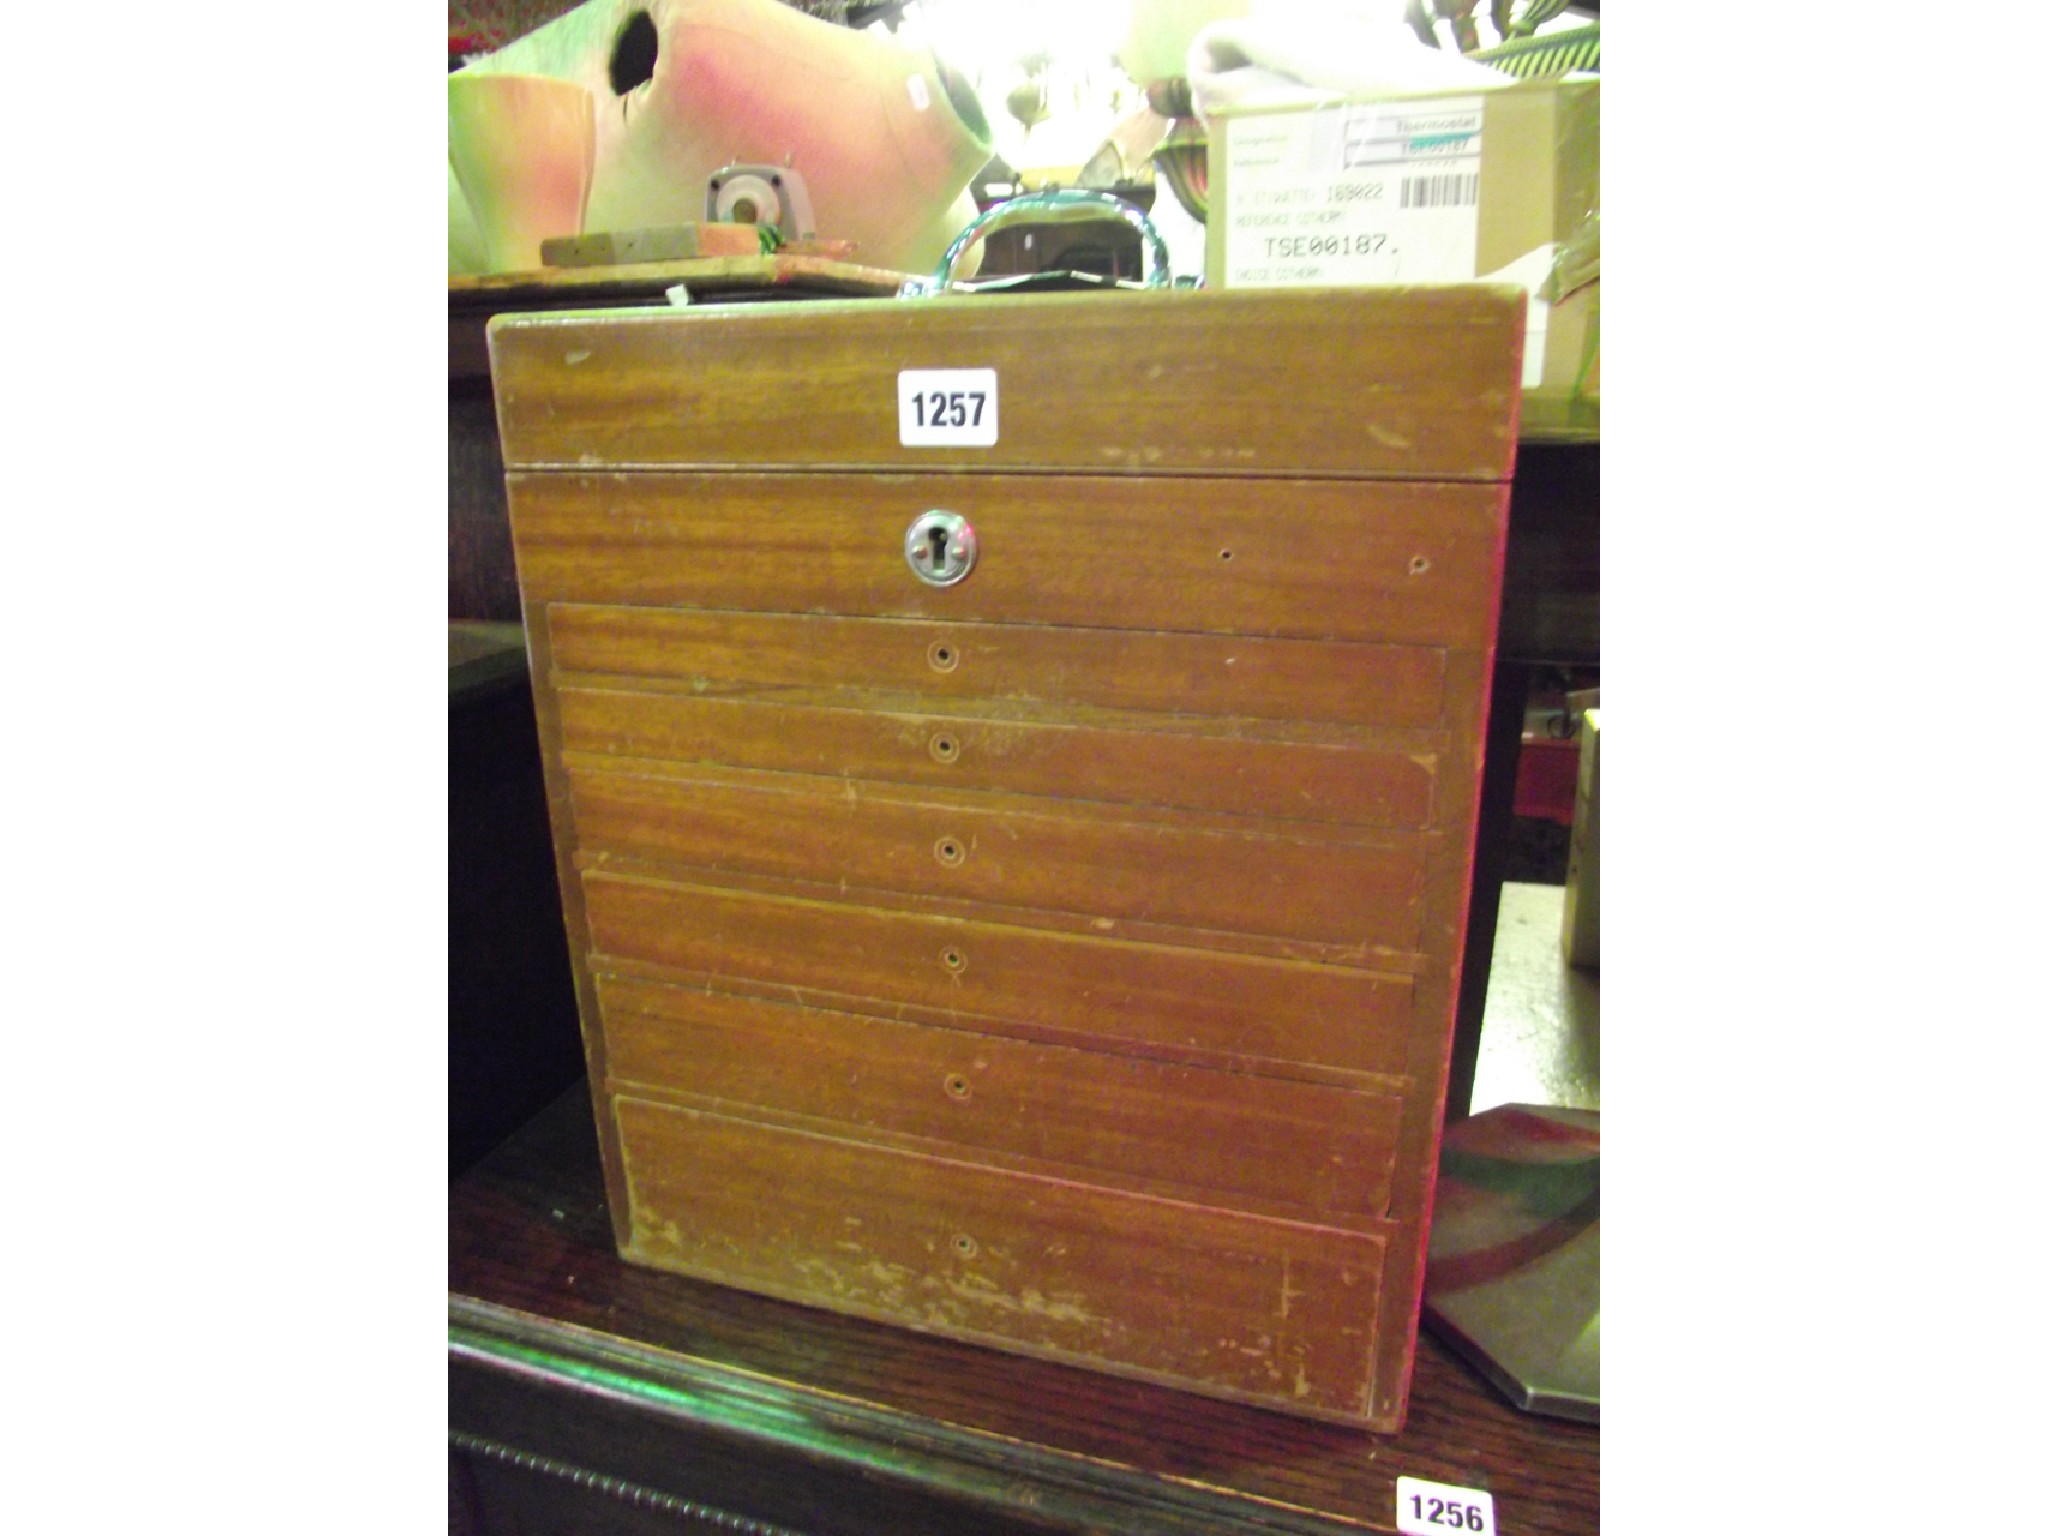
[450,1087,1597,1535]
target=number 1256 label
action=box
[899,369,999,447]
[1396,1476,1496,1535]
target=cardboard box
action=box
[1541,274,1598,396]
[1205,78,1598,397]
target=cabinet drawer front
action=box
[558,688,1438,831]
[489,285,1522,480]
[600,978,1404,1218]
[549,603,1450,732]
[583,873,1415,1076]
[570,765,1428,953]
[510,473,1505,649]
[614,1094,1390,1423]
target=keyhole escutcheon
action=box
[905,510,978,587]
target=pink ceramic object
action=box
[447,0,993,278]
[448,73,597,274]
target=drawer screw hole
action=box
[1218,548,1234,562]
[952,1233,978,1259]
[1408,554,1431,576]
[944,1073,971,1100]
[941,946,967,972]
[929,733,961,764]
[928,641,959,672]
[935,836,966,867]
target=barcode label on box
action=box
[1222,97,1484,288]
[1401,172,1480,209]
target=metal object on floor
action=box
[1423,1103,1599,1422]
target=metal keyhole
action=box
[906,510,977,587]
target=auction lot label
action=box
[1222,98,1484,288]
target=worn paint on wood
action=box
[490,286,1520,1431]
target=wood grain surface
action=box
[556,687,1443,830]
[450,1087,1599,1536]
[507,472,1505,648]
[566,760,1431,951]
[615,1094,1390,1424]
[581,870,1417,1077]
[490,287,1523,1434]
[547,602,1453,731]
[598,974,1407,1220]
[487,285,1524,478]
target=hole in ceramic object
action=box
[609,9,658,96]
[933,51,991,143]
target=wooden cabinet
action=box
[487,285,1523,1431]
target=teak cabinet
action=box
[487,286,1524,1431]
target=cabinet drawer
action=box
[548,603,1450,732]
[511,473,1504,649]
[600,977,1405,1219]
[583,873,1413,1075]
[569,764,1427,953]
[559,687,1438,831]
[614,1094,1390,1424]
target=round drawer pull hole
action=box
[928,642,960,672]
[1218,548,1234,562]
[941,947,967,973]
[1408,554,1432,576]
[944,1073,971,1100]
[929,734,961,764]
[952,1234,978,1259]
[934,836,966,868]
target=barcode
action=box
[1401,173,1479,209]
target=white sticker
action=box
[1223,97,1484,289]
[898,369,999,447]
[1396,1476,1497,1536]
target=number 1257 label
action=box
[899,369,999,447]
[1396,1476,1495,1535]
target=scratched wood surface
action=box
[490,287,1521,1432]
[580,871,1418,1077]
[486,285,1524,478]
[567,761,1431,951]
[557,685,1444,829]
[450,1087,1600,1535]
[616,1094,1391,1424]
[598,975,1407,1220]
[507,473,1505,647]
[546,602,1453,730]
